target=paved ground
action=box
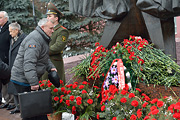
[0,108,21,120]
[0,108,74,120]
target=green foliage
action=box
[40,0,105,57]
[0,0,41,33]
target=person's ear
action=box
[55,16,58,21]
[41,25,45,31]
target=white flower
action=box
[124,66,127,71]
[113,62,117,66]
[126,72,130,79]
[127,82,132,90]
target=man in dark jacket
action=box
[0,58,10,94]
[0,59,10,83]
[0,11,11,108]
[11,18,56,120]
[8,22,26,114]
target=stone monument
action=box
[69,0,180,60]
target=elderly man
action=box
[0,11,12,110]
[11,18,56,120]
[8,22,26,114]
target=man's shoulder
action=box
[54,24,68,31]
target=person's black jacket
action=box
[9,32,26,69]
[0,21,11,64]
[0,58,10,80]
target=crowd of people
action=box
[0,2,69,120]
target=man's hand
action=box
[31,85,39,90]
[51,68,57,72]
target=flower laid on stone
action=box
[40,35,180,120]
[71,35,180,89]
[97,84,180,120]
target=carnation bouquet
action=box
[70,36,180,89]
[40,35,180,120]
[39,80,67,115]
[61,81,101,120]
[97,84,180,120]
[39,80,101,120]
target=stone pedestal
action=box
[136,83,180,99]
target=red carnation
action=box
[82,81,88,85]
[53,88,58,92]
[121,90,128,95]
[54,97,59,101]
[142,102,148,108]
[87,99,93,104]
[131,100,139,107]
[47,83,52,87]
[129,93,135,98]
[76,100,82,105]
[93,86,99,89]
[130,114,137,120]
[66,100,70,106]
[69,95,75,101]
[123,84,129,91]
[112,117,117,120]
[59,99,63,103]
[76,96,82,101]
[60,80,63,84]
[174,102,180,110]
[120,97,127,103]
[150,98,158,104]
[82,90,87,94]
[144,116,149,120]
[138,59,144,65]
[79,85,84,89]
[72,106,76,111]
[61,87,65,92]
[60,95,64,99]
[40,83,44,87]
[67,90,71,94]
[97,94,100,98]
[97,114,100,119]
[168,104,175,113]
[74,82,78,84]
[173,113,180,119]
[157,101,164,108]
[151,109,159,115]
[95,42,100,46]
[72,110,76,114]
[101,105,105,111]
[108,96,114,101]
[135,88,141,92]
[72,84,78,89]
[145,96,150,101]
[150,106,157,111]
[137,109,142,118]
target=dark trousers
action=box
[13,83,48,120]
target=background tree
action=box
[0,0,41,33]
[0,0,105,57]
[40,0,105,57]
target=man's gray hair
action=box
[38,18,53,27]
[9,22,21,30]
[0,11,9,21]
